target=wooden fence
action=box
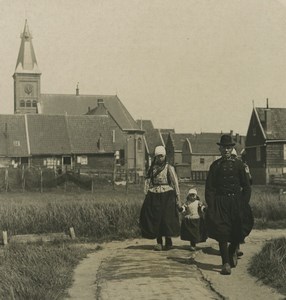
[0,166,144,193]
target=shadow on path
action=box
[167,256,221,273]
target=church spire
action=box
[15,19,41,74]
[13,20,41,114]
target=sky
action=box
[1,0,286,135]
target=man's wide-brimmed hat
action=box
[217,134,236,146]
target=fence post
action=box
[64,167,67,192]
[113,156,117,190]
[125,168,129,194]
[91,174,94,193]
[5,168,8,192]
[22,165,25,192]
[40,168,43,193]
[3,231,8,245]
[69,227,76,239]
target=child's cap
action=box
[188,188,197,196]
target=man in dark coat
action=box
[205,134,253,275]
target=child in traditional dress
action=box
[179,188,207,251]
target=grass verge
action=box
[248,237,286,296]
[0,241,93,300]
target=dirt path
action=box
[66,229,286,300]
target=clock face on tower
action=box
[24,84,33,95]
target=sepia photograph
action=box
[0,0,286,299]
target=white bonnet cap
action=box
[188,188,197,195]
[231,148,237,156]
[154,145,166,156]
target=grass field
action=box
[0,183,285,298]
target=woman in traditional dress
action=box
[140,145,181,251]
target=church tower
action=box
[13,20,41,114]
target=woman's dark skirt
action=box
[139,190,180,239]
[180,217,207,243]
[205,195,253,243]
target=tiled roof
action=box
[66,115,125,154]
[160,129,175,134]
[39,94,140,130]
[136,120,154,131]
[146,129,164,154]
[0,115,29,157]
[170,133,196,151]
[27,115,71,155]
[256,107,286,140]
[188,133,222,154]
[137,120,164,154]
[0,114,126,157]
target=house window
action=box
[26,100,31,107]
[63,156,71,165]
[32,100,37,107]
[138,138,142,151]
[283,144,286,160]
[13,140,20,147]
[21,157,28,164]
[256,146,261,161]
[45,157,57,168]
[20,100,25,107]
[77,156,88,165]
[200,158,205,164]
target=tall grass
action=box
[248,237,286,296]
[1,185,286,240]
[0,188,143,240]
[250,186,286,228]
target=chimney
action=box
[230,130,233,136]
[235,133,239,143]
[88,106,91,112]
[76,82,79,96]
[266,98,269,109]
[97,99,104,106]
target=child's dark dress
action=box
[180,199,207,243]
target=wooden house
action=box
[0,114,145,177]
[245,102,286,185]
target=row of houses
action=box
[2,20,286,186]
[139,120,245,181]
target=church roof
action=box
[14,20,41,74]
[39,94,141,131]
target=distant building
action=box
[245,100,286,185]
